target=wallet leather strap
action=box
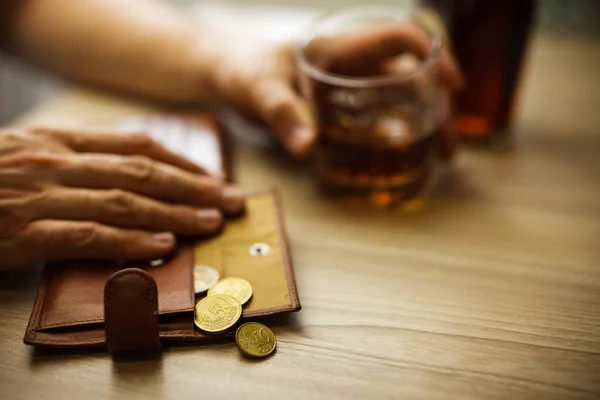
[104,268,162,356]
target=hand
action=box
[207,24,464,159]
[207,38,316,158]
[0,127,245,269]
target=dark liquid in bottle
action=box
[453,0,534,148]
[422,0,536,148]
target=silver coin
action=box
[194,265,220,294]
[149,258,165,267]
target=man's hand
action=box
[206,24,464,159]
[0,127,245,269]
[208,40,317,158]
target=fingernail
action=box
[197,209,223,230]
[221,186,245,214]
[153,231,175,246]
[291,126,316,158]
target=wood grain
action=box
[1,34,599,400]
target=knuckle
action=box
[29,127,77,146]
[265,98,295,122]
[28,127,56,137]
[104,189,136,216]
[0,127,32,142]
[25,128,79,151]
[67,222,100,249]
[10,151,68,169]
[254,83,295,122]
[124,155,155,183]
[197,178,222,198]
[0,200,27,239]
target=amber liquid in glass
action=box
[302,33,439,207]
[317,124,437,207]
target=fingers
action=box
[32,128,209,175]
[0,128,71,156]
[436,90,457,160]
[250,79,317,157]
[24,220,177,261]
[26,188,223,236]
[367,24,464,90]
[56,153,245,214]
[305,24,465,90]
[438,46,465,91]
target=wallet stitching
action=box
[37,306,191,329]
[160,331,196,337]
[159,331,232,338]
[24,266,51,341]
[273,190,301,308]
[27,337,105,345]
[243,304,293,318]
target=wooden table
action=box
[1,33,599,400]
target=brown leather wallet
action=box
[23,190,301,353]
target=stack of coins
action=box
[193,267,277,359]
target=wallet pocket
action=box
[24,190,300,349]
[194,192,299,317]
[36,246,194,332]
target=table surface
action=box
[1,32,599,400]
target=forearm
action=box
[7,0,217,103]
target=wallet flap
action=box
[105,268,162,354]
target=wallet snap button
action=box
[249,243,270,256]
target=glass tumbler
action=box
[296,6,442,208]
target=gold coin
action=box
[194,294,242,334]
[208,277,253,306]
[235,322,277,358]
[193,265,220,294]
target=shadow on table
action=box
[110,354,165,393]
[0,265,43,291]
[28,312,302,361]
[166,313,304,364]
[27,316,305,391]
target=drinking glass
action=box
[296,6,442,207]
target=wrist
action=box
[186,27,234,104]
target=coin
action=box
[149,258,165,267]
[194,265,220,294]
[235,322,277,358]
[193,294,242,334]
[208,277,253,306]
